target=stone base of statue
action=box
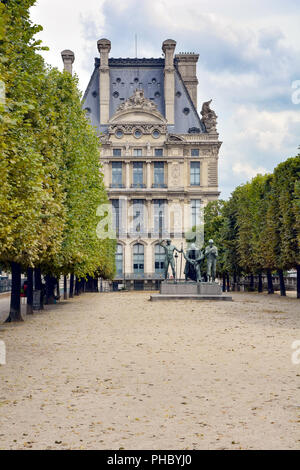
[150,280,232,301]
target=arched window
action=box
[133,243,144,274]
[155,244,165,274]
[115,244,123,275]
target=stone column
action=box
[178,159,184,187]
[167,161,173,188]
[146,160,152,188]
[125,161,130,188]
[97,38,111,125]
[61,50,75,75]
[180,198,185,239]
[162,39,176,125]
[145,243,152,276]
[146,198,152,235]
[124,242,132,276]
[102,160,110,187]
[201,159,208,187]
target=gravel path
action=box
[0,291,299,450]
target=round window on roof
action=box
[154,91,160,98]
[183,107,190,115]
[115,129,123,139]
[116,77,121,83]
[152,78,157,84]
[176,91,182,98]
[152,129,160,139]
[92,91,97,98]
[134,77,139,83]
[113,91,119,98]
[134,129,142,139]
[84,107,91,114]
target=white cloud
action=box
[234,106,300,152]
[232,163,268,179]
[29,0,300,199]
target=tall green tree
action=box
[0,0,65,320]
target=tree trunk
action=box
[69,274,74,298]
[232,272,237,292]
[249,274,254,291]
[64,276,67,300]
[45,274,56,304]
[226,273,230,292]
[222,273,226,292]
[258,272,263,293]
[266,269,274,294]
[56,278,60,300]
[85,275,93,292]
[26,267,33,315]
[278,269,286,296]
[75,277,80,296]
[297,265,300,300]
[34,268,44,309]
[7,262,23,322]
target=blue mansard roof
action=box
[82,57,205,135]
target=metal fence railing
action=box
[0,279,12,294]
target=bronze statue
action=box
[205,239,218,282]
[159,239,182,280]
[183,243,204,283]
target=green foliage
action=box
[272,155,300,269]
[204,200,227,275]
[0,0,115,279]
[207,156,300,278]
[0,0,60,266]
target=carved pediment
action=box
[109,89,166,125]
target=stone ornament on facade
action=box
[171,163,180,186]
[109,123,167,136]
[81,38,222,290]
[200,99,218,134]
[99,133,110,143]
[109,89,167,131]
[117,89,158,113]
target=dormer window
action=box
[152,130,160,139]
[134,129,142,139]
[115,129,123,139]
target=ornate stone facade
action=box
[82,38,222,290]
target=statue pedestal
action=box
[150,281,232,301]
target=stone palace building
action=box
[62,39,221,290]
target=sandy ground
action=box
[0,291,299,450]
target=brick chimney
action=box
[97,38,111,125]
[175,52,199,109]
[162,39,176,125]
[61,50,75,75]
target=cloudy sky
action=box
[30,0,300,199]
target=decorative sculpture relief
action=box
[109,123,167,135]
[200,99,218,134]
[171,163,180,186]
[116,89,158,113]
